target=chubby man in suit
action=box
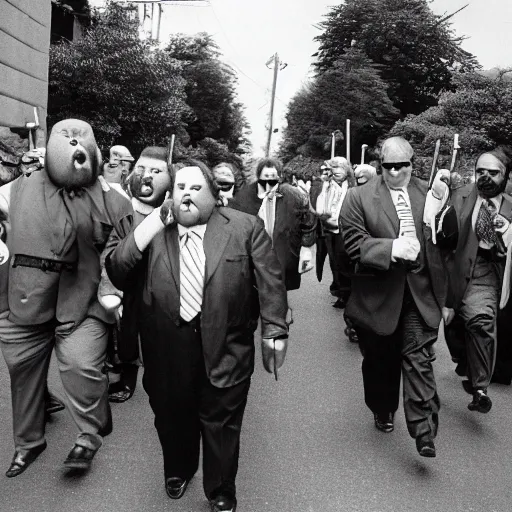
[340,137,446,458]
[106,158,288,512]
[429,146,512,414]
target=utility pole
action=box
[265,53,287,157]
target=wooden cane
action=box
[360,144,368,165]
[346,119,351,163]
[167,134,176,168]
[428,139,441,189]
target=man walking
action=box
[340,137,445,457]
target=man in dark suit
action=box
[228,157,316,292]
[432,146,512,413]
[340,137,444,458]
[107,159,288,512]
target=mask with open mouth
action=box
[45,119,102,191]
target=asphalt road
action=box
[1,269,511,512]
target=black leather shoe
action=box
[210,494,237,512]
[416,433,436,458]
[6,442,47,478]
[63,444,97,470]
[332,298,346,309]
[374,412,394,433]
[468,390,492,413]
[165,477,189,499]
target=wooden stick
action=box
[346,119,351,163]
[360,144,368,165]
[167,134,176,168]
[428,139,442,189]
[449,134,460,173]
[331,132,335,159]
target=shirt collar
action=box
[257,182,279,199]
[178,223,207,239]
[131,197,155,216]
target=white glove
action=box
[99,294,122,312]
[432,169,450,199]
[298,246,314,274]
[391,237,420,262]
[442,307,455,326]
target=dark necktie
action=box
[475,199,498,246]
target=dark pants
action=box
[141,317,250,500]
[356,292,440,438]
[458,255,502,390]
[325,231,351,301]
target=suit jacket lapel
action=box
[163,226,180,293]
[407,179,425,236]
[204,209,231,285]
[378,178,399,235]
[460,186,477,232]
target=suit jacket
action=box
[442,185,512,309]
[106,207,288,388]
[229,182,316,290]
[340,176,443,336]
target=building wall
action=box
[0,0,51,136]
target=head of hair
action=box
[139,146,168,163]
[171,158,219,198]
[475,145,512,178]
[256,157,283,178]
[379,137,415,162]
[213,161,244,192]
[325,156,352,175]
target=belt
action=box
[12,254,77,273]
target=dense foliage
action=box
[48,3,249,166]
[314,0,479,116]
[389,70,512,178]
[279,49,399,162]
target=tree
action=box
[49,2,190,155]
[279,49,399,162]
[388,70,512,179]
[314,0,479,116]
[165,33,250,162]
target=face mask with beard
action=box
[129,156,170,207]
[475,153,508,198]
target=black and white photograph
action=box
[1,1,512,511]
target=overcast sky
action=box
[96,0,512,156]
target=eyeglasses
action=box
[381,162,411,171]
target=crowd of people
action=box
[0,119,511,512]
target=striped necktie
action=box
[393,188,417,239]
[475,199,498,245]
[179,231,205,322]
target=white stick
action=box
[346,119,351,163]
[331,132,335,159]
[361,144,368,165]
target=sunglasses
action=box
[216,181,235,192]
[381,162,411,171]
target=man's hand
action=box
[432,169,450,199]
[99,294,122,312]
[298,246,314,274]
[442,307,455,326]
[262,337,288,379]
[391,237,420,262]
[159,197,176,227]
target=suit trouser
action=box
[356,293,440,438]
[325,231,351,300]
[142,317,250,500]
[458,255,502,390]
[0,312,109,451]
